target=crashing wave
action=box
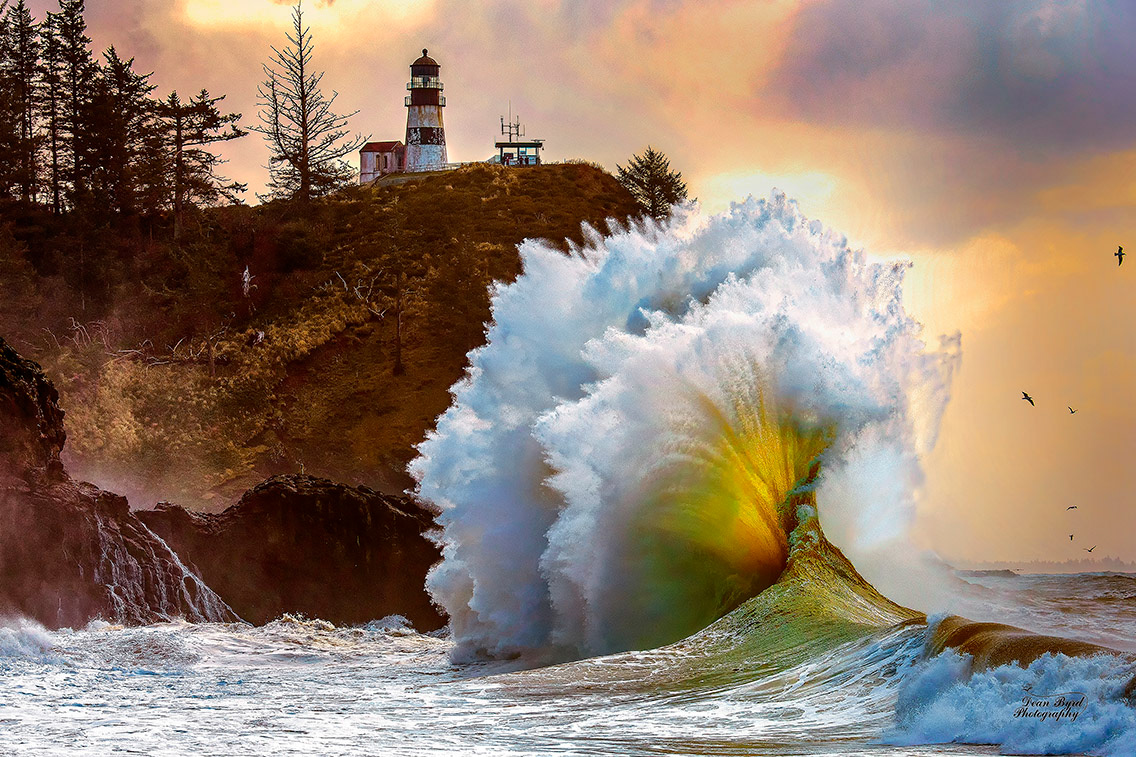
[412,194,959,663]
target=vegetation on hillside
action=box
[0,0,250,313]
[1,162,639,509]
[0,0,660,511]
[617,146,689,221]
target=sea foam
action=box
[412,195,960,663]
[889,638,1136,755]
[0,617,60,661]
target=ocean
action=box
[0,572,1133,756]
[5,196,1132,756]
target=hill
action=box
[0,162,639,509]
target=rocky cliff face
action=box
[0,337,238,628]
[0,336,67,486]
[138,474,446,631]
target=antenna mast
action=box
[500,109,525,141]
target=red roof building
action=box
[360,141,406,183]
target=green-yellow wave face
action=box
[602,372,835,652]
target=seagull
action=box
[1085,546,1097,553]
[1118,246,1125,266]
[1070,534,1074,541]
[1068,407,1077,414]
[1022,391,1035,406]
[1067,505,1078,510]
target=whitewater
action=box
[3,195,1133,755]
[1,579,1133,756]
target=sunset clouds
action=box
[26,0,1136,564]
[767,1,1136,151]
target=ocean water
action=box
[948,572,1136,655]
[1,573,1133,756]
[7,198,1131,756]
[412,193,961,665]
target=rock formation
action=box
[139,474,445,631]
[0,337,238,628]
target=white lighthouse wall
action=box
[406,144,448,171]
[405,104,448,172]
[407,105,444,130]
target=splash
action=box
[0,618,59,661]
[411,194,959,663]
[889,638,1136,756]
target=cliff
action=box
[138,474,445,630]
[0,337,238,628]
[7,162,639,511]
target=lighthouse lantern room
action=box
[404,49,448,172]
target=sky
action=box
[29,0,1135,565]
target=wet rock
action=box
[0,337,238,628]
[138,474,446,631]
[0,336,66,486]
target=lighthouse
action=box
[404,49,447,172]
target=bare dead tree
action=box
[251,1,366,204]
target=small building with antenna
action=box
[359,52,553,182]
[495,113,544,166]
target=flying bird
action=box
[1067,505,1078,510]
[1022,391,1034,406]
[1118,246,1125,266]
[1068,407,1077,414]
[1085,546,1097,553]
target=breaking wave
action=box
[412,194,960,663]
[0,617,59,661]
[4,193,1133,756]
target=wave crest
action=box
[412,194,959,663]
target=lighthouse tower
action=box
[404,49,447,172]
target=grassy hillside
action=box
[0,162,639,510]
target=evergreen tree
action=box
[616,146,688,221]
[252,1,365,204]
[77,47,156,217]
[39,9,64,213]
[0,3,21,199]
[158,89,246,231]
[132,100,171,219]
[43,0,95,210]
[1,0,41,202]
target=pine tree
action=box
[252,1,366,204]
[77,47,156,217]
[132,101,171,219]
[1,0,41,202]
[40,9,64,212]
[157,89,246,231]
[43,0,95,210]
[0,2,21,199]
[616,146,688,221]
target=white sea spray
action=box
[411,195,961,662]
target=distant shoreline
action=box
[951,558,1136,575]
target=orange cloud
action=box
[20,0,1136,563]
